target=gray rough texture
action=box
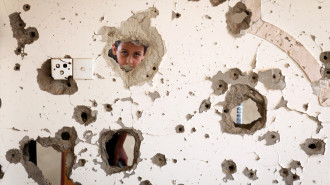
[151,153,167,167]
[225,2,252,35]
[275,97,288,109]
[279,168,300,185]
[220,84,267,135]
[6,149,21,164]
[258,69,286,90]
[104,104,113,112]
[243,167,258,180]
[72,105,97,126]
[148,91,161,101]
[300,138,325,155]
[37,59,78,95]
[98,129,142,175]
[140,180,152,185]
[175,125,185,133]
[221,159,237,182]
[7,127,78,185]
[100,7,165,87]
[209,0,226,7]
[9,12,39,57]
[258,131,280,145]
[0,164,4,179]
[210,68,258,89]
[199,98,211,113]
[289,160,302,170]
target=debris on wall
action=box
[243,167,258,180]
[72,105,98,126]
[98,129,142,175]
[258,131,280,145]
[99,7,165,87]
[300,138,326,155]
[225,2,251,36]
[221,159,237,182]
[210,68,258,88]
[37,59,78,95]
[9,12,39,58]
[151,153,167,167]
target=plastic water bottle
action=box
[236,103,243,124]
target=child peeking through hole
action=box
[108,41,148,72]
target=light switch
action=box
[73,58,94,80]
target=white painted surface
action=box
[0,0,329,185]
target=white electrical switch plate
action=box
[73,58,94,80]
[51,58,73,80]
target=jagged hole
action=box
[230,98,261,124]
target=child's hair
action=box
[108,41,148,62]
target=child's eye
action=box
[134,53,141,56]
[121,51,128,55]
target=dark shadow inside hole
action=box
[66,82,71,87]
[326,70,330,74]
[24,140,37,165]
[63,64,67,68]
[106,131,135,168]
[308,143,316,149]
[324,56,328,60]
[108,41,148,72]
[81,112,88,122]
[61,132,70,140]
[29,32,36,38]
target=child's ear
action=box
[112,44,117,55]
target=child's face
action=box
[112,42,146,71]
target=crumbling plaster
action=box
[0,0,330,185]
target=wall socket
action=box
[51,58,94,80]
[51,58,73,80]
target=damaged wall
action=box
[0,0,330,185]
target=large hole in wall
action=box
[229,98,261,124]
[108,41,149,73]
[6,127,77,185]
[99,129,142,175]
[100,7,165,87]
[221,84,267,135]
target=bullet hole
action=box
[104,104,113,112]
[175,125,185,133]
[0,164,4,179]
[137,177,142,181]
[199,98,211,113]
[153,66,156,70]
[186,114,194,120]
[210,0,226,7]
[100,7,165,88]
[9,12,39,58]
[191,127,196,133]
[172,159,178,163]
[243,168,258,180]
[249,72,258,84]
[225,2,252,36]
[23,4,31,11]
[211,80,228,95]
[140,180,152,185]
[279,168,299,185]
[290,160,302,170]
[229,68,242,80]
[320,65,330,78]
[258,69,286,90]
[318,6,322,9]
[61,132,71,140]
[136,110,143,119]
[204,134,209,138]
[320,52,329,63]
[78,159,86,167]
[221,159,237,181]
[300,138,325,155]
[99,129,142,175]
[221,84,267,135]
[172,11,181,19]
[6,149,21,164]
[151,153,167,167]
[14,63,20,71]
[37,59,78,95]
[72,105,97,126]
[258,131,280,145]
[303,103,308,111]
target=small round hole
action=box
[324,55,328,60]
[81,112,88,122]
[67,82,71,87]
[153,67,156,70]
[56,64,60,68]
[308,143,316,149]
[61,132,70,140]
[63,64,67,68]
[29,32,36,38]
